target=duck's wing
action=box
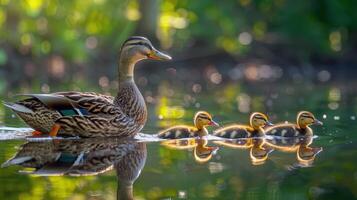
[13,92,120,117]
[6,92,140,136]
[265,124,301,137]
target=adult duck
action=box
[4,36,171,137]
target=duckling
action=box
[157,111,219,139]
[213,112,272,139]
[4,36,171,138]
[265,111,323,137]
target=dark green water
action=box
[0,70,356,200]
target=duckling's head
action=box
[194,111,219,130]
[297,111,323,128]
[250,112,272,130]
[119,36,171,77]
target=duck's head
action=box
[250,112,272,130]
[194,111,219,130]
[119,36,171,77]
[297,111,323,128]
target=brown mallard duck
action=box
[156,111,219,139]
[213,112,272,138]
[265,111,323,137]
[4,36,171,137]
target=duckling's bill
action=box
[209,120,219,127]
[313,119,323,125]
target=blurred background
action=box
[1,1,357,199]
[1,0,356,127]
[0,0,357,91]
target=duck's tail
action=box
[1,156,32,168]
[3,101,34,114]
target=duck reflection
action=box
[214,138,273,165]
[161,138,219,163]
[1,137,147,200]
[265,136,323,166]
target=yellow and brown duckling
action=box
[157,111,219,139]
[213,112,272,139]
[4,36,171,138]
[265,111,323,137]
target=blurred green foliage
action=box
[0,0,356,64]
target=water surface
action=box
[0,67,356,200]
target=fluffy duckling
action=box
[265,111,323,137]
[213,112,272,139]
[157,111,219,139]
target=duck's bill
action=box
[148,49,172,60]
[209,120,220,127]
[313,119,323,125]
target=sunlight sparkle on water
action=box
[333,116,340,120]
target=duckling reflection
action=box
[1,137,147,200]
[157,111,219,139]
[265,136,322,167]
[161,138,219,163]
[214,138,273,165]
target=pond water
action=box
[0,65,356,200]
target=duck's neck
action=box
[118,58,136,81]
[197,128,208,137]
[299,125,313,136]
[114,58,147,125]
[117,180,134,200]
[195,123,208,137]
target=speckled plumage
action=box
[265,124,308,137]
[265,111,322,137]
[156,111,217,139]
[7,90,146,137]
[213,112,270,139]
